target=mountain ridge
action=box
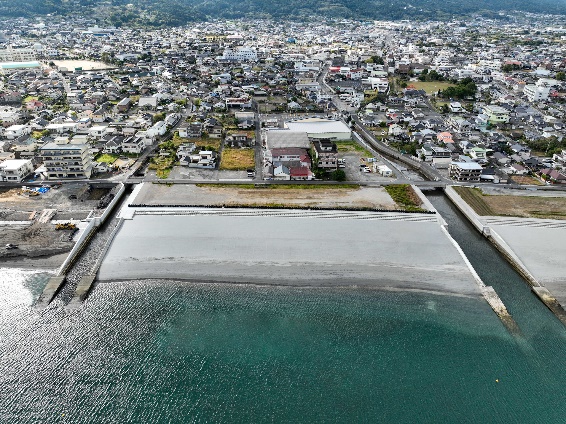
[1,0,566,26]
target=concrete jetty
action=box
[532,287,566,327]
[68,275,96,305]
[445,185,566,327]
[35,276,65,307]
[482,286,522,335]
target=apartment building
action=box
[39,139,93,179]
[449,161,482,182]
[0,47,36,62]
[523,84,550,102]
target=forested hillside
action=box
[1,0,565,26]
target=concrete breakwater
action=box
[36,183,128,307]
[444,186,566,327]
[415,186,517,331]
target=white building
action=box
[147,120,167,138]
[449,161,482,182]
[0,159,34,182]
[4,125,30,140]
[523,84,550,102]
[285,118,352,140]
[222,47,257,62]
[0,47,36,62]
[367,77,389,92]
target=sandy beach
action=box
[98,210,482,296]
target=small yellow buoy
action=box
[495,379,499,383]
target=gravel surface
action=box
[133,183,398,209]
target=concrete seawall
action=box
[36,183,127,307]
[434,191,518,333]
[56,183,127,277]
[444,185,566,327]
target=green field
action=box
[409,82,456,95]
[95,153,119,164]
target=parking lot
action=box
[340,152,396,182]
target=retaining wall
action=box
[56,183,126,276]
[444,185,566,327]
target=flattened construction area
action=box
[132,183,399,210]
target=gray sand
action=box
[99,212,482,296]
[490,224,566,304]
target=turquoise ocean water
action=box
[1,194,565,423]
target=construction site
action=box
[0,183,117,266]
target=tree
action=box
[368,55,384,65]
[331,169,346,181]
[556,72,565,81]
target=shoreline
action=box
[0,252,67,270]
[94,277,483,299]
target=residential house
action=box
[0,159,34,182]
[436,132,453,144]
[509,163,527,175]
[470,146,489,162]
[540,168,566,184]
[138,97,158,109]
[104,135,124,154]
[483,105,510,124]
[121,136,145,154]
[178,122,203,138]
[273,164,291,180]
[117,97,132,112]
[147,120,167,138]
[89,125,109,140]
[290,166,314,180]
[312,139,338,170]
[225,133,253,148]
[176,143,197,165]
[417,143,451,168]
[185,150,216,169]
[5,125,30,140]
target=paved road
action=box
[254,112,263,180]
[351,114,447,183]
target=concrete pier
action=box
[444,185,566,328]
[69,275,96,305]
[35,276,65,307]
[482,286,522,335]
[532,287,566,327]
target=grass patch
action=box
[529,210,566,219]
[336,140,372,156]
[409,81,456,95]
[454,186,566,220]
[171,134,221,151]
[385,184,425,212]
[148,155,176,179]
[156,168,172,179]
[195,138,221,151]
[510,175,544,186]
[219,148,255,170]
[453,186,495,216]
[95,153,119,164]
